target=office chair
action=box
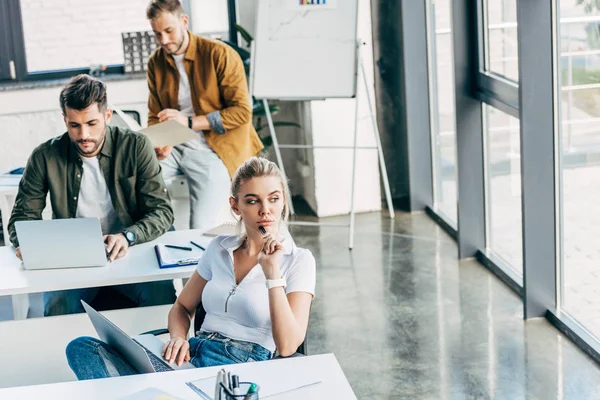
[141,302,306,358]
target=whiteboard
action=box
[251,0,359,100]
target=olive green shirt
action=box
[8,126,174,248]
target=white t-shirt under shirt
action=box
[75,156,123,235]
[196,234,316,352]
[172,53,211,151]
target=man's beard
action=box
[165,28,187,54]
[73,122,106,156]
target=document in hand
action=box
[139,120,199,147]
[111,106,198,147]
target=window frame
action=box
[0,0,234,84]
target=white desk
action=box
[0,305,174,388]
[0,353,356,400]
[0,229,211,318]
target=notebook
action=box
[154,241,207,269]
[203,222,237,237]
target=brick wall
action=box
[20,0,151,72]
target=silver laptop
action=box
[81,300,194,373]
[15,218,107,270]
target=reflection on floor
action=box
[2,211,600,398]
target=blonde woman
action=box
[66,157,316,379]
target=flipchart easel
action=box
[249,40,395,250]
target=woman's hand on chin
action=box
[258,232,284,279]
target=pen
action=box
[231,375,242,396]
[190,240,205,251]
[259,226,266,235]
[165,244,192,251]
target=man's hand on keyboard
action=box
[162,336,190,366]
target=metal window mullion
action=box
[399,0,434,210]
[477,0,489,72]
[517,0,558,318]
[426,0,443,210]
[453,0,486,258]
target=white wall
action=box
[190,0,229,36]
[310,0,381,217]
[0,79,148,173]
[237,0,257,47]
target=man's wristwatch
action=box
[122,230,136,247]
[188,116,193,129]
[266,277,286,290]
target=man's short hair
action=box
[146,0,184,20]
[59,74,107,115]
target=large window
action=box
[0,0,232,82]
[484,0,518,81]
[559,0,600,339]
[429,0,457,224]
[484,105,522,272]
[19,0,150,73]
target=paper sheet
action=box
[202,222,237,237]
[187,373,322,399]
[139,120,199,147]
[112,105,198,147]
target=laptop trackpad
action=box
[132,334,195,370]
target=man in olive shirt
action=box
[8,74,176,316]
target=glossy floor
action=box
[291,212,600,399]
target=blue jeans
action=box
[43,281,176,316]
[66,332,273,380]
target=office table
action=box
[0,353,356,399]
[0,305,174,388]
[0,229,210,319]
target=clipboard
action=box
[154,244,203,269]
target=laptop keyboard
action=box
[133,339,173,372]
[146,350,173,372]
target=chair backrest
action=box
[193,302,306,355]
[193,303,207,333]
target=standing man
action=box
[146,0,263,232]
[8,74,176,316]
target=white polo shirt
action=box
[196,234,316,352]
